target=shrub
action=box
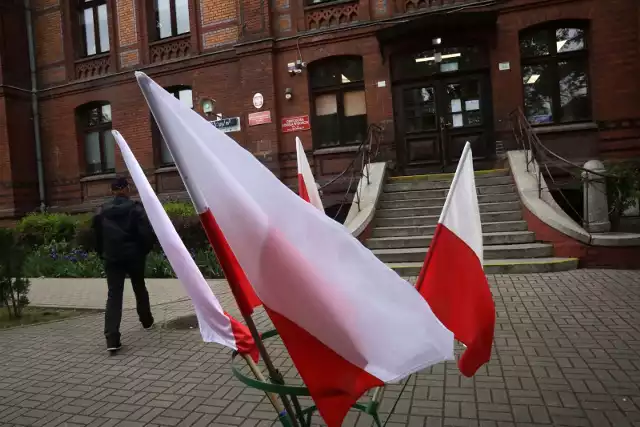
[17,213,79,248]
[0,228,30,318]
[164,201,196,217]
[23,242,105,278]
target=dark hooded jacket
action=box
[92,196,154,263]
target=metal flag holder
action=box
[230,328,412,427]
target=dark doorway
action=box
[391,44,495,174]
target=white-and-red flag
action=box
[135,72,454,427]
[112,130,259,362]
[295,137,323,211]
[415,142,496,377]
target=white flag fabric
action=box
[135,72,453,427]
[112,130,257,358]
[295,137,324,211]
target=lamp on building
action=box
[200,98,216,116]
[285,88,293,101]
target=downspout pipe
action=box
[24,0,46,212]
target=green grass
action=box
[0,306,97,329]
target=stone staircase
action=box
[366,169,579,275]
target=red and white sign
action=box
[282,115,311,133]
[248,111,272,126]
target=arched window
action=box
[76,102,114,175]
[77,0,110,57]
[309,56,367,148]
[153,86,193,166]
[520,22,590,125]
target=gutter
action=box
[24,0,46,211]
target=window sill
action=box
[532,122,598,134]
[155,165,178,174]
[80,172,117,183]
[304,0,357,10]
[149,33,191,47]
[75,52,110,64]
[314,145,361,156]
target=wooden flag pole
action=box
[243,316,307,427]
[242,354,284,412]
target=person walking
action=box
[92,177,155,353]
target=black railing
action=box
[509,108,634,229]
[318,123,385,221]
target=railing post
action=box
[581,160,611,233]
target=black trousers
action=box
[104,257,154,346]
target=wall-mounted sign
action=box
[281,115,311,133]
[498,62,511,71]
[210,117,241,133]
[248,111,272,126]
[253,93,264,109]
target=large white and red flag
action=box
[135,72,454,427]
[112,130,258,362]
[416,142,496,377]
[295,137,323,211]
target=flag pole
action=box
[242,354,284,413]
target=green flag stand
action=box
[231,329,413,427]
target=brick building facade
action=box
[0,0,638,217]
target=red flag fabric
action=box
[416,142,496,377]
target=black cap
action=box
[111,177,129,191]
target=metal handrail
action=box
[317,123,385,219]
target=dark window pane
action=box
[558,60,589,122]
[393,46,486,81]
[87,107,100,126]
[340,58,364,83]
[310,57,363,88]
[520,29,550,58]
[103,130,116,171]
[85,131,102,174]
[315,114,340,147]
[522,64,554,124]
[342,115,367,145]
[556,28,585,53]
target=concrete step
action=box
[389,169,510,182]
[372,243,554,263]
[381,184,517,201]
[389,257,579,275]
[375,210,523,227]
[385,175,513,193]
[366,231,536,250]
[371,221,530,237]
[380,192,519,209]
[376,201,520,218]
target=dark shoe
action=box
[142,319,154,330]
[106,342,122,352]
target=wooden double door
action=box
[394,73,494,173]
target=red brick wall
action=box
[0,0,638,216]
[522,204,640,269]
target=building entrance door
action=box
[394,73,492,173]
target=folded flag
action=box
[112,130,258,362]
[415,142,496,377]
[135,72,454,427]
[296,137,324,211]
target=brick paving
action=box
[1,270,640,427]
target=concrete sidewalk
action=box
[2,270,637,427]
[27,278,229,310]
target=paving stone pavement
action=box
[1,270,640,427]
